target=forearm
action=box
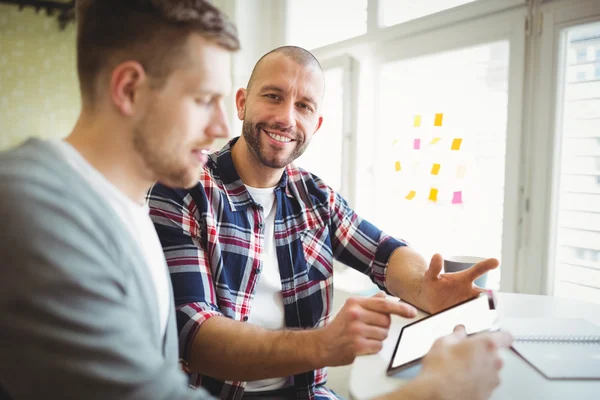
[384,246,430,312]
[373,374,441,400]
[188,316,326,381]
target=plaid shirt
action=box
[148,138,407,400]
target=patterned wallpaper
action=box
[0,5,80,151]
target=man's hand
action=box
[420,254,499,313]
[319,292,417,366]
[421,325,513,400]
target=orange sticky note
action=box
[414,115,422,127]
[406,190,416,200]
[428,188,438,202]
[431,163,441,175]
[452,191,463,204]
[456,164,467,178]
[451,138,463,151]
[430,137,441,145]
[395,161,401,172]
[434,113,443,126]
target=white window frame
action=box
[521,0,600,295]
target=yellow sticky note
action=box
[456,164,467,178]
[413,115,422,127]
[430,137,441,145]
[431,163,441,175]
[434,113,443,127]
[406,190,416,200]
[395,161,401,172]
[428,188,438,202]
[451,138,463,151]
[392,139,399,146]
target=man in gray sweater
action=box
[0,1,511,400]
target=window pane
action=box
[380,0,478,27]
[286,0,367,50]
[296,67,344,193]
[374,41,510,290]
[553,22,600,305]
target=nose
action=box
[206,99,230,140]
[273,100,296,131]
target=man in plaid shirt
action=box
[148,46,504,400]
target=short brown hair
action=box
[76,0,240,103]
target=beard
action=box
[132,118,199,189]
[242,120,309,169]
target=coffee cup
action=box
[444,256,489,288]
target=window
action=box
[551,22,600,304]
[379,0,478,27]
[286,0,367,49]
[596,47,600,60]
[575,70,587,81]
[596,63,600,78]
[374,41,510,290]
[575,47,587,62]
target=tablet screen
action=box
[389,294,497,372]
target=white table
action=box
[348,293,600,400]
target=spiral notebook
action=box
[500,318,600,380]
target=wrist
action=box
[308,325,331,369]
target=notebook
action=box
[501,318,600,380]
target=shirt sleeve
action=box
[318,179,408,291]
[148,183,224,364]
[0,174,213,400]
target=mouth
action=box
[262,129,294,144]
[192,148,211,165]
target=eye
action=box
[264,93,281,101]
[297,103,313,113]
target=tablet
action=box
[387,291,498,376]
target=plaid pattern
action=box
[148,138,407,400]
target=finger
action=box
[359,297,417,318]
[459,258,499,283]
[453,324,466,334]
[358,308,392,328]
[357,324,389,341]
[426,253,444,279]
[356,338,384,356]
[372,291,387,299]
[474,331,514,350]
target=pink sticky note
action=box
[413,139,421,150]
[452,191,463,204]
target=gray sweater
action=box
[0,139,212,399]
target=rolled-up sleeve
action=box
[148,184,223,363]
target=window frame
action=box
[521,0,600,295]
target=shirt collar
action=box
[211,137,293,212]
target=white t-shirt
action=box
[49,140,170,337]
[244,185,289,392]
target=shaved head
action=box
[247,46,324,95]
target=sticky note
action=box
[452,191,463,204]
[451,138,463,151]
[434,113,443,126]
[413,115,421,127]
[428,188,438,202]
[431,163,441,175]
[413,139,421,150]
[395,161,401,172]
[406,190,416,200]
[430,137,441,145]
[456,164,467,178]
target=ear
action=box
[235,88,247,121]
[109,61,147,117]
[313,115,324,135]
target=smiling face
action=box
[236,53,324,169]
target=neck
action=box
[65,111,154,205]
[231,135,285,188]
